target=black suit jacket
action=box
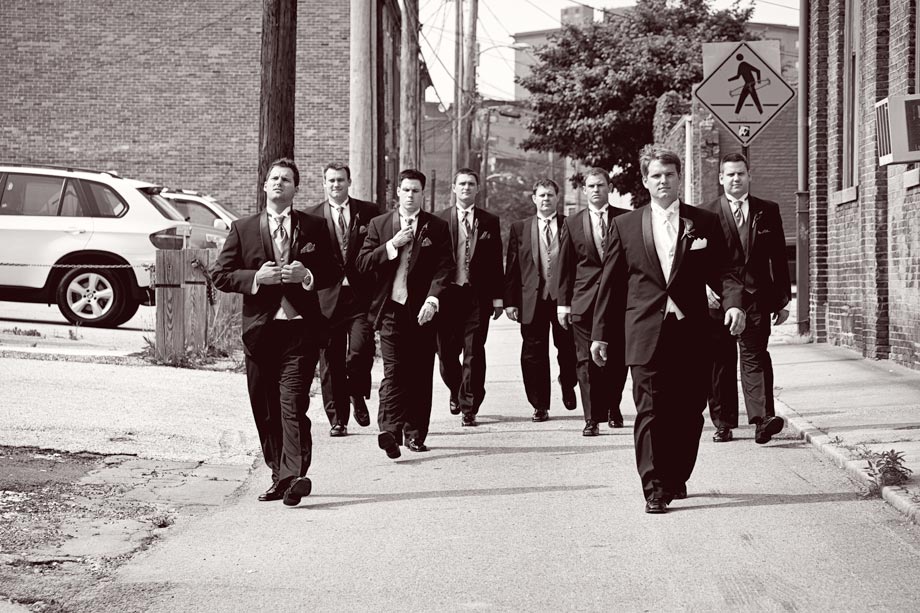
[301,198,380,318]
[436,206,504,303]
[700,195,791,313]
[592,202,743,366]
[211,209,341,356]
[355,209,454,329]
[503,214,567,325]
[558,206,628,322]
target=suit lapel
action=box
[582,209,600,262]
[322,202,343,264]
[289,211,300,254]
[448,207,458,256]
[529,216,539,270]
[719,196,743,257]
[668,204,692,287]
[469,216,480,260]
[747,197,761,259]
[259,211,273,261]
[641,206,666,287]
[409,213,428,272]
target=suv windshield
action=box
[137,189,186,221]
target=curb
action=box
[0,348,144,366]
[775,399,920,526]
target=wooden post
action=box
[351,0,375,202]
[257,0,297,211]
[155,249,210,363]
[452,0,463,178]
[460,0,478,168]
[400,0,420,170]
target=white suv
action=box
[160,189,241,232]
[0,164,190,327]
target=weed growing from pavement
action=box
[67,325,82,341]
[1,327,43,337]
[866,449,913,492]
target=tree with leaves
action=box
[518,0,754,205]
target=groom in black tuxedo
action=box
[212,158,340,506]
[591,147,745,514]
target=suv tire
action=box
[55,268,132,328]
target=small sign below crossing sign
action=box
[694,41,796,146]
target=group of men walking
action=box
[211,144,791,514]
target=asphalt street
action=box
[3,313,919,611]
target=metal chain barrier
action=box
[189,259,216,306]
[0,263,151,269]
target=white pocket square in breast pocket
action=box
[690,238,708,251]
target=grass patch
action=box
[1,327,43,338]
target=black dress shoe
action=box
[712,426,734,443]
[330,424,347,437]
[352,396,371,427]
[406,438,429,452]
[258,482,285,502]
[532,410,549,422]
[378,431,401,459]
[608,418,624,428]
[755,416,785,444]
[283,476,312,506]
[645,499,668,514]
[562,388,577,411]
[449,398,461,415]
[663,485,688,504]
[461,413,477,427]
[582,420,599,436]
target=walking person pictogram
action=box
[728,53,763,114]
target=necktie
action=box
[462,210,472,273]
[334,204,348,258]
[596,210,608,255]
[391,217,414,305]
[543,218,553,248]
[663,210,677,253]
[733,202,749,255]
[271,214,289,264]
[733,203,744,228]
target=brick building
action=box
[0,0,404,216]
[806,0,920,369]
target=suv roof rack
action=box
[0,162,121,177]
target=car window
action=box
[59,180,89,217]
[82,180,127,217]
[169,198,219,225]
[0,174,64,216]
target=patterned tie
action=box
[333,204,348,259]
[733,203,744,228]
[270,213,297,319]
[391,217,414,305]
[596,210,608,256]
[462,209,472,274]
[733,202,749,256]
[543,218,553,249]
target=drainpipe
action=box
[796,0,810,335]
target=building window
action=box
[842,0,861,189]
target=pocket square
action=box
[299,242,316,254]
[689,238,708,251]
[756,228,771,235]
[479,231,490,240]
[421,237,433,247]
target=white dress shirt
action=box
[650,199,684,320]
[330,198,351,286]
[727,194,749,225]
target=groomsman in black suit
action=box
[504,178,578,422]
[701,153,791,445]
[590,147,745,514]
[302,162,378,437]
[436,168,505,427]
[212,158,340,506]
[356,169,453,458]
[557,168,629,436]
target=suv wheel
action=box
[55,268,132,328]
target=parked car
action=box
[126,182,229,251]
[0,163,191,327]
[159,189,242,232]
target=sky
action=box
[418,0,801,104]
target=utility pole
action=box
[257,0,297,211]
[452,0,464,177]
[479,107,491,208]
[350,0,375,203]
[459,0,478,168]
[399,0,420,170]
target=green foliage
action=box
[866,449,913,490]
[518,0,754,204]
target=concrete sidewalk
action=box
[769,340,920,523]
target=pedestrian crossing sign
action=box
[694,42,796,146]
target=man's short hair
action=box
[583,167,611,184]
[453,168,480,185]
[638,146,682,178]
[268,157,300,187]
[323,162,351,181]
[719,152,749,171]
[532,178,559,195]
[398,168,427,190]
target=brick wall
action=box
[809,0,830,342]
[0,1,359,217]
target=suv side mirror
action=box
[213,219,229,231]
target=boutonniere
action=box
[358,225,367,234]
[680,218,697,242]
[299,242,316,254]
[752,210,764,228]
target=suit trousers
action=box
[708,300,774,428]
[519,297,577,412]
[631,315,708,501]
[319,286,375,426]
[572,316,626,423]
[378,300,437,444]
[244,320,318,486]
[436,284,492,416]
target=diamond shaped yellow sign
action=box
[694,42,796,146]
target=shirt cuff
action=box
[492,299,503,308]
[251,276,260,295]
[592,340,608,347]
[425,296,439,311]
[301,269,314,291]
[386,240,398,260]
[557,306,571,314]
